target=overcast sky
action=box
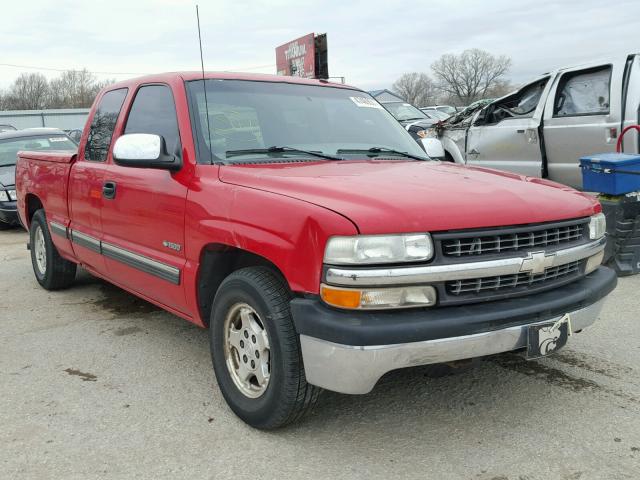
[0,0,637,93]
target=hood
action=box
[219,160,598,234]
[0,165,15,188]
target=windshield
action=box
[382,102,427,122]
[186,80,427,163]
[0,135,77,166]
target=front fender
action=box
[184,177,358,296]
[440,130,466,164]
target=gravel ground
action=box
[1,228,639,480]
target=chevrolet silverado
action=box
[16,72,617,429]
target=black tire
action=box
[209,267,320,429]
[29,209,77,290]
[0,220,13,230]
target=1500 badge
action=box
[162,240,182,252]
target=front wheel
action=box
[29,209,77,290]
[209,267,320,429]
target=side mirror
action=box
[113,134,181,171]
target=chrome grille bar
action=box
[324,237,605,287]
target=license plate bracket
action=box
[526,314,570,359]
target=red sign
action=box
[275,33,316,78]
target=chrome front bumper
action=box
[300,298,606,394]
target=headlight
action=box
[324,233,433,265]
[588,213,606,240]
[320,284,437,310]
[7,189,16,201]
[0,191,8,202]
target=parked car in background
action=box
[16,72,616,429]
[0,124,17,133]
[379,101,445,158]
[419,108,450,121]
[422,105,457,116]
[65,129,83,144]
[438,53,640,189]
[0,128,76,229]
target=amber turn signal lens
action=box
[320,285,362,309]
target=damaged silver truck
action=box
[438,53,640,189]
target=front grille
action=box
[446,260,581,296]
[441,221,586,257]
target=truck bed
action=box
[16,150,77,230]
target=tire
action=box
[0,220,13,230]
[29,209,77,290]
[209,267,320,429]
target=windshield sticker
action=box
[49,137,68,142]
[350,97,383,109]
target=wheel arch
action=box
[440,133,466,164]
[196,243,290,327]
[24,193,44,227]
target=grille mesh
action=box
[446,261,581,296]
[442,224,584,257]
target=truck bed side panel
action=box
[16,151,77,262]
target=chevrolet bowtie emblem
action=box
[520,251,556,275]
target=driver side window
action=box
[479,78,548,125]
[124,84,182,155]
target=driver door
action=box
[100,83,189,314]
[465,78,551,177]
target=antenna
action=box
[196,5,213,163]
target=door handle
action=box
[103,181,117,200]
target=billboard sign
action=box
[275,33,327,79]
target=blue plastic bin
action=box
[580,153,640,195]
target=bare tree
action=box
[485,79,514,99]
[3,73,49,110]
[392,72,436,107]
[0,69,114,111]
[431,49,511,105]
[48,69,111,108]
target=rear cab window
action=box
[85,88,128,162]
[553,65,612,117]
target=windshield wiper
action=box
[225,146,343,161]
[336,147,429,161]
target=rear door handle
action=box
[103,181,117,200]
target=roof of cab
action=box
[105,71,360,91]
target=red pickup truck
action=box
[16,72,616,429]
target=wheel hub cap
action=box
[34,226,46,275]
[224,303,270,398]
